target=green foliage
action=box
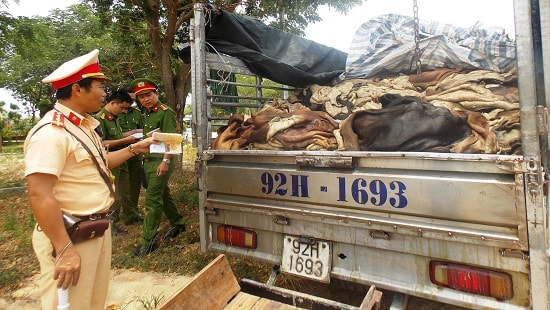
[0,4,122,119]
[0,269,22,288]
[0,195,34,249]
[241,0,364,36]
[0,143,23,154]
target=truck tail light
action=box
[216,225,257,249]
[429,261,513,300]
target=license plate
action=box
[280,235,331,283]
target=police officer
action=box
[24,50,156,309]
[130,78,186,256]
[117,88,144,225]
[96,90,140,234]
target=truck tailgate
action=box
[202,150,527,251]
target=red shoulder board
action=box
[52,111,66,128]
[159,104,169,111]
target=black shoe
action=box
[132,243,158,257]
[163,225,185,239]
[124,215,143,225]
[112,225,128,235]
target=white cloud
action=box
[6,0,79,17]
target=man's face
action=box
[110,101,130,116]
[136,90,158,110]
[81,79,107,113]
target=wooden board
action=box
[226,292,301,310]
[159,253,382,310]
[158,254,240,310]
[225,292,262,309]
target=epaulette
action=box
[98,112,106,120]
[159,104,169,111]
[52,111,66,128]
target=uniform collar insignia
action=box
[68,112,82,126]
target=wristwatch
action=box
[162,158,171,165]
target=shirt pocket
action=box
[73,144,92,163]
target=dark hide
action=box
[340,94,472,152]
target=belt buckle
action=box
[89,214,105,221]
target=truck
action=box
[189,1,549,309]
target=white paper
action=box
[150,132,183,154]
[150,143,167,153]
[131,132,143,139]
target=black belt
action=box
[75,212,109,221]
[143,157,163,162]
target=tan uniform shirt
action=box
[24,103,114,215]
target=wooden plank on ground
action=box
[250,298,300,310]
[158,254,240,310]
[225,292,261,309]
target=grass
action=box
[0,143,272,298]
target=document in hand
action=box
[131,132,144,139]
[150,132,183,154]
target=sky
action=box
[1,0,515,108]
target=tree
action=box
[88,0,363,131]
[1,1,363,130]
[240,0,363,36]
[0,4,122,119]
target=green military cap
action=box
[130,78,158,95]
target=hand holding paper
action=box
[150,132,183,154]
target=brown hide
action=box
[211,114,253,150]
[450,110,498,154]
[211,105,339,150]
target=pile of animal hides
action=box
[211,68,520,155]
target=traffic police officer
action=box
[24,49,156,309]
[130,78,186,256]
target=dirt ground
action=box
[0,269,191,309]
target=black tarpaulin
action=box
[204,8,347,88]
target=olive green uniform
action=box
[141,102,185,246]
[95,107,138,223]
[117,106,143,223]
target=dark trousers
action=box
[141,160,185,245]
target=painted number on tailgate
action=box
[261,172,408,208]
